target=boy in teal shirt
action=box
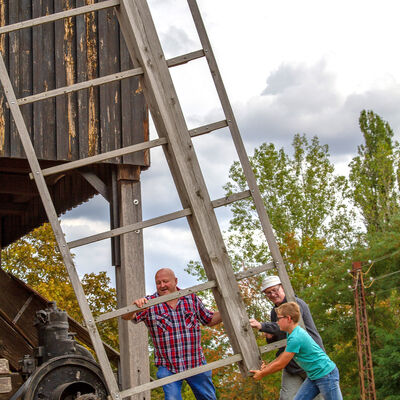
[251,302,342,400]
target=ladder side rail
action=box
[18,49,205,106]
[37,119,227,179]
[0,53,121,400]
[187,0,296,304]
[116,0,261,373]
[68,190,251,249]
[97,260,275,324]
[0,0,120,34]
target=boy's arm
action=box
[250,351,295,380]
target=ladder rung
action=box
[117,340,286,398]
[18,67,143,106]
[166,49,205,68]
[119,353,243,398]
[68,190,251,249]
[34,119,228,179]
[189,119,228,138]
[259,339,287,355]
[96,260,273,324]
[17,50,204,106]
[234,261,275,280]
[96,280,217,323]
[68,208,192,249]
[32,137,168,179]
[0,0,120,35]
[211,189,251,208]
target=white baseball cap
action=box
[261,275,281,292]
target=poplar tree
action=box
[349,110,400,235]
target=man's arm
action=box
[207,311,222,327]
[121,297,148,321]
[250,318,281,340]
[250,351,295,380]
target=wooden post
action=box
[114,165,150,400]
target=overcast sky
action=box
[61,0,400,294]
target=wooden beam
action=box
[96,281,217,323]
[115,169,150,399]
[234,262,275,280]
[96,262,274,324]
[18,50,204,106]
[68,208,192,249]
[79,170,109,201]
[36,118,227,179]
[35,137,168,179]
[68,190,250,249]
[259,339,287,354]
[0,0,120,34]
[188,119,228,138]
[119,354,243,398]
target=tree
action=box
[224,134,355,279]
[349,110,400,235]
[1,223,118,349]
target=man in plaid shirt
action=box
[123,268,221,400]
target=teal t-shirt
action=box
[286,325,336,380]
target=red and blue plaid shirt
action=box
[135,290,214,373]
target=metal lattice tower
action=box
[352,261,376,400]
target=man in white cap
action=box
[250,275,324,400]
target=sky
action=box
[61,0,400,294]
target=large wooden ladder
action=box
[0,1,297,399]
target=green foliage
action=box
[224,134,355,273]
[373,328,400,399]
[187,120,400,398]
[349,110,400,235]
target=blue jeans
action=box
[156,365,216,400]
[294,367,343,400]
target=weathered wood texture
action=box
[116,0,261,376]
[0,1,149,247]
[0,0,148,166]
[0,267,120,372]
[115,168,150,400]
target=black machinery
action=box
[12,302,109,400]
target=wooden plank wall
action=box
[0,0,149,166]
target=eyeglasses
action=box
[277,316,288,320]
[264,287,281,296]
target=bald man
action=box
[123,268,221,400]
